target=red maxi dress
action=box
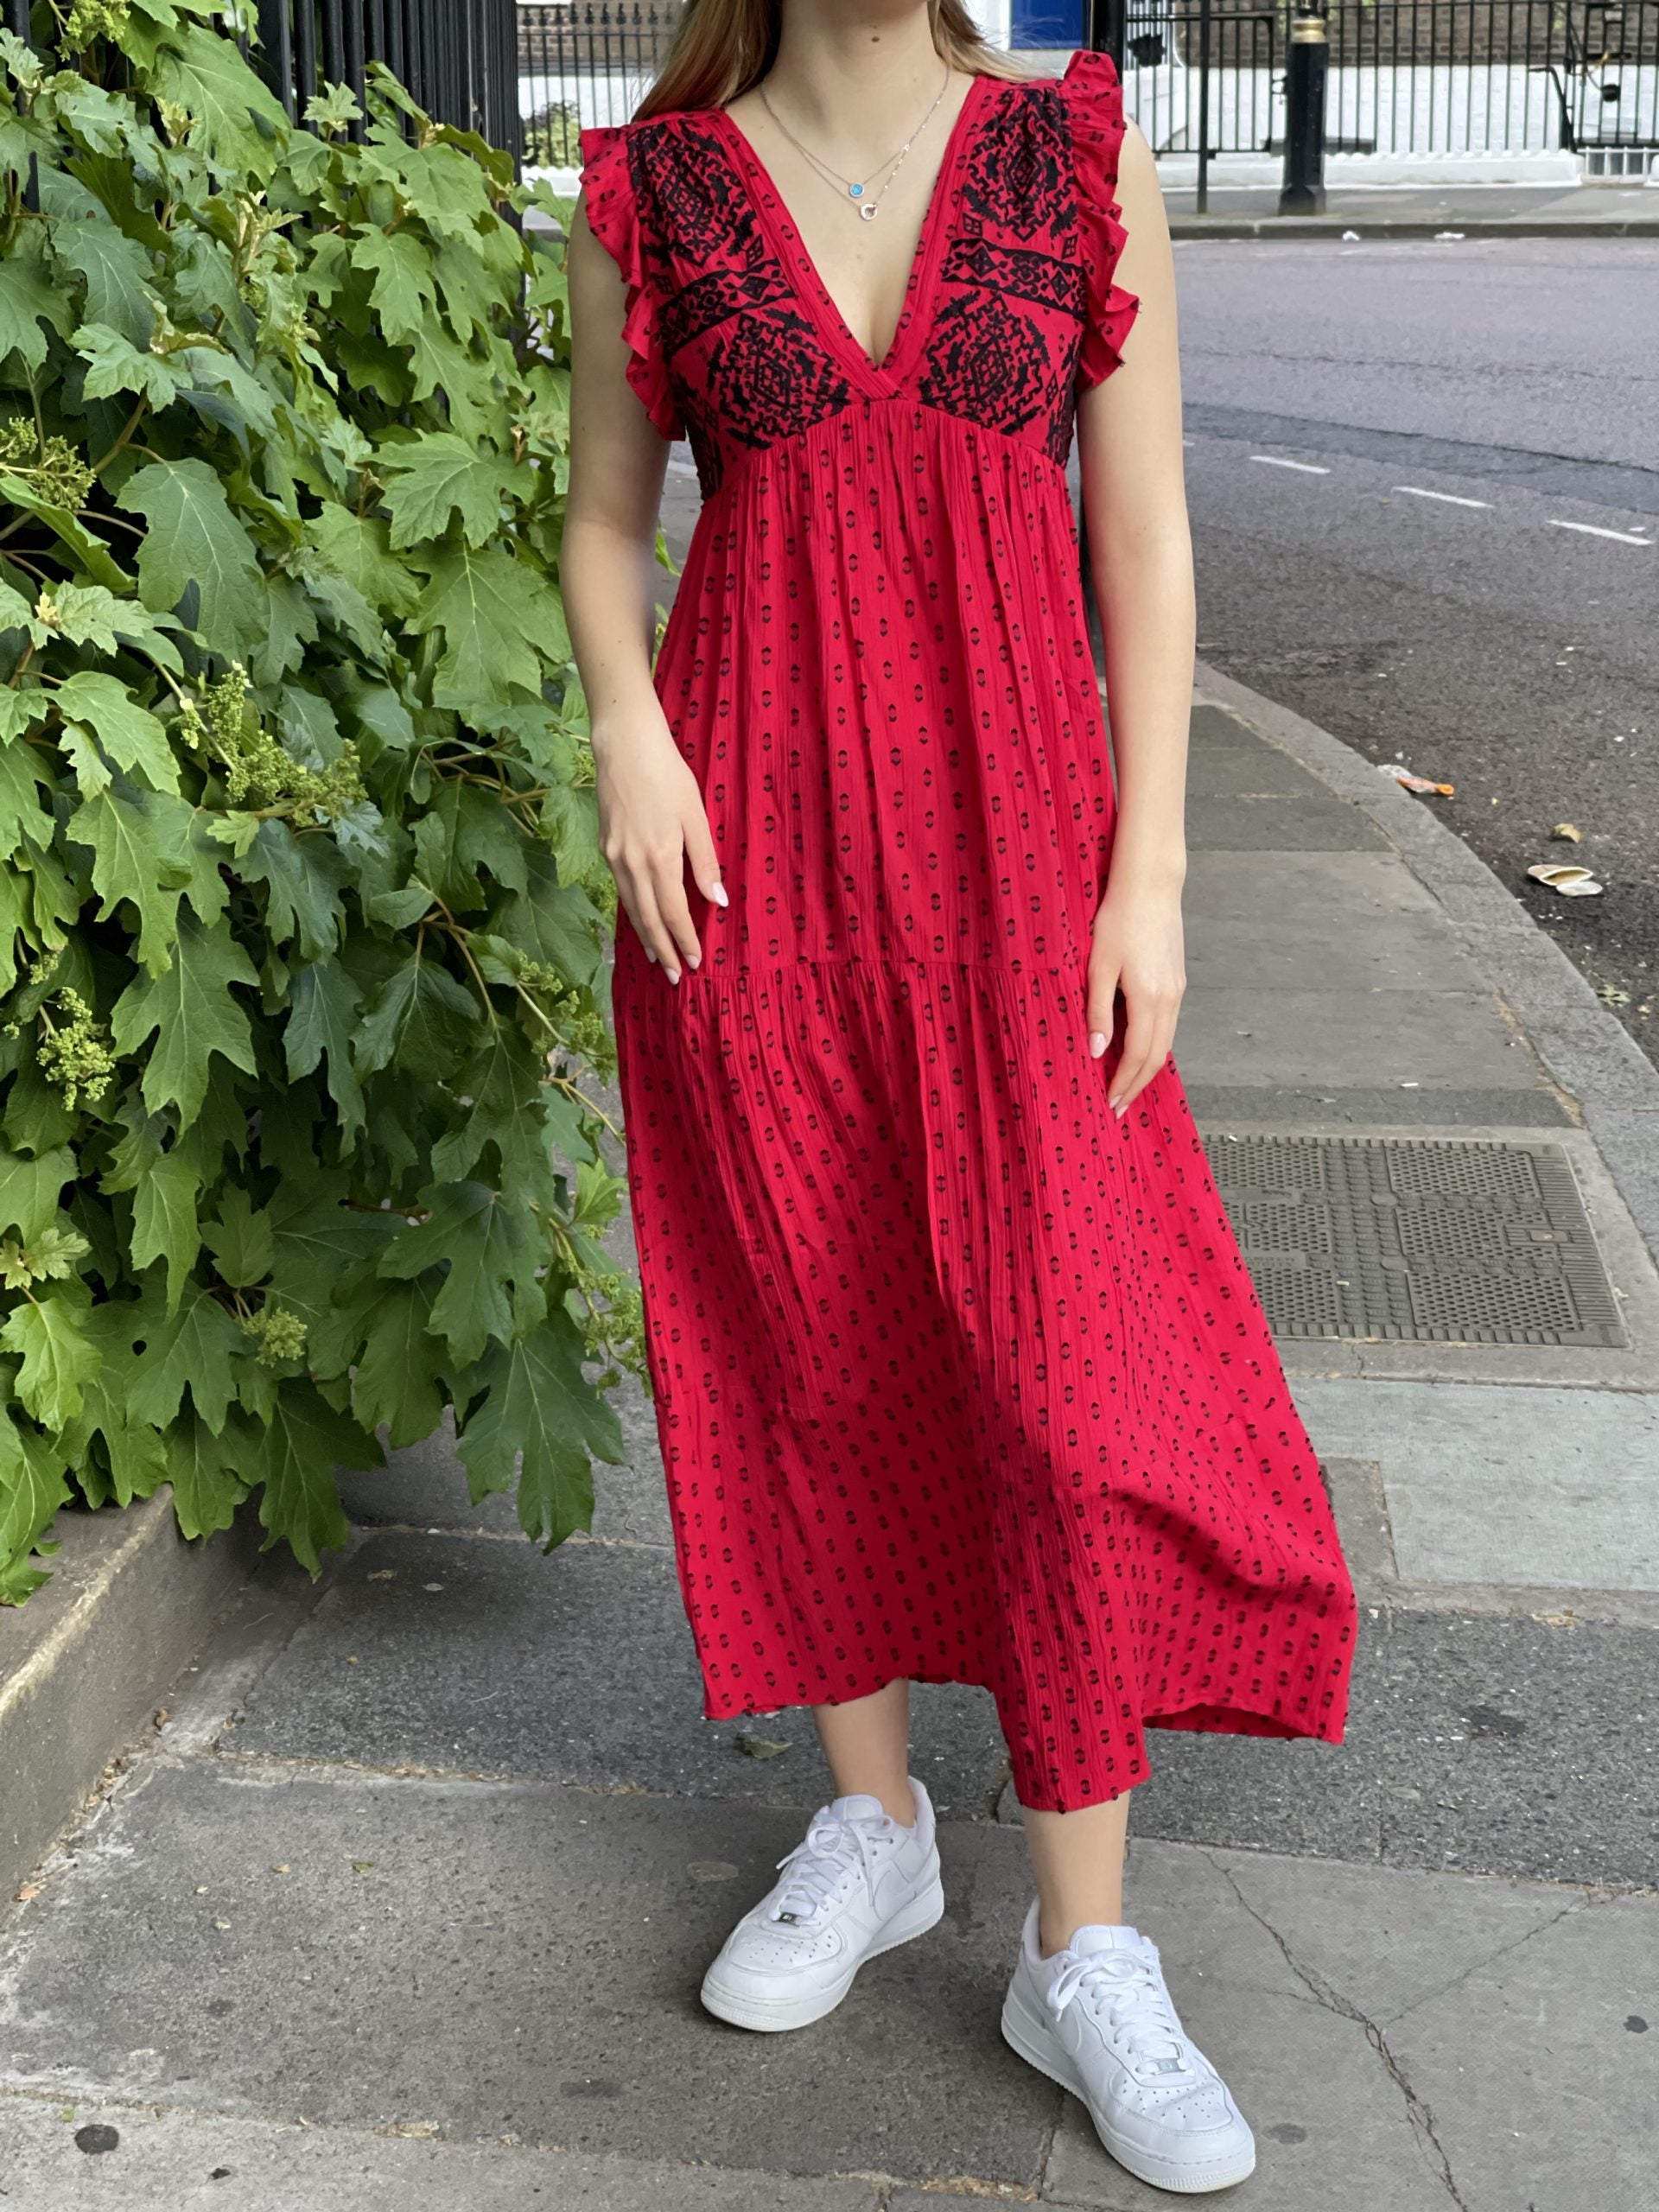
[580,53,1357,1814]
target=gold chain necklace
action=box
[758,67,951,222]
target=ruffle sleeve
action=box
[577,124,683,442]
[1058,51,1141,388]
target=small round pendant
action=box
[858,201,878,221]
[848,182,863,199]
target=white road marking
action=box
[1249,455,1329,474]
[1393,486,1491,508]
[1548,519,1652,545]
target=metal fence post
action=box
[1086,0,1128,70]
[1278,3,1329,213]
[1196,0,1213,215]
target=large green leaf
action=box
[0,1145,76,1242]
[0,1413,69,1603]
[1,1293,101,1429]
[125,1282,244,1433]
[129,1149,200,1312]
[432,1024,559,1198]
[0,249,67,372]
[69,785,194,974]
[235,1380,379,1573]
[52,216,156,341]
[353,950,477,1082]
[347,1272,447,1447]
[350,230,437,342]
[75,321,182,410]
[410,545,566,707]
[146,22,289,182]
[377,1181,545,1365]
[283,957,365,1140]
[114,455,267,656]
[381,432,517,549]
[456,1311,624,1547]
[164,1411,248,1540]
[110,909,259,1122]
[238,821,349,960]
[490,846,604,988]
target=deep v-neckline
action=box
[712,73,988,391]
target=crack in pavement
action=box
[1377,1891,1601,2030]
[1202,1849,1471,2211]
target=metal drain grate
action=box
[1202,1135,1627,1347]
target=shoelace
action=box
[1047,1948,1197,2082]
[767,1811,888,1924]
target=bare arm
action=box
[1075,121,1194,1114]
[565,207,723,982]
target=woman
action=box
[565,0,1357,2192]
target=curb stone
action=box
[0,1493,260,1899]
[1192,659,1659,1267]
[1169,215,1659,240]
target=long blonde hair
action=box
[635,0,1029,119]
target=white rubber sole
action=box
[1001,1980,1257,2195]
[700,1866,946,2033]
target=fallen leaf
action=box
[366,1569,397,1581]
[1550,823,1583,842]
[15,1885,41,1903]
[351,1859,377,1873]
[735,1731,792,1760]
[1599,985,1631,1005]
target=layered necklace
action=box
[758,67,952,221]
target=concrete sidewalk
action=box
[1164,180,1659,238]
[2,673,1655,2209]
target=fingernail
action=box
[1089,1033,1108,1058]
[686,952,701,969]
[664,969,680,986]
[709,882,729,907]
[645,950,658,964]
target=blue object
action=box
[1009,0,1085,46]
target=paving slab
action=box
[1177,986,1537,1092]
[3,1771,1645,2211]
[1297,1379,1659,1592]
[0,1766,1057,2190]
[1124,1605,1659,1887]
[1185,791,1388,852]
[225,1527,1011,1822]
[0,2098,882,2212]
[1185,1083,1572,1128]
[1185,849,1491,995]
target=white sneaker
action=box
[699,1779,944,2032]
[1001,1901,1256,2194]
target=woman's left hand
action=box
[1087,881,1187,1116]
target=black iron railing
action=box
[505,0,1658,166]
[254,0,523,158]
[1117,0,1659,159]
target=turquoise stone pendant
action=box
[849,182,863,198]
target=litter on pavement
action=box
[1378,762,1455,796]
[1527,862,1605,898]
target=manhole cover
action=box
[1202,1135,1626,1346]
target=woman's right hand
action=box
[595,715,726,983]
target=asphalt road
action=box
[1173,237,1659,1065]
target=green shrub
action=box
[0,2,635,1602]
